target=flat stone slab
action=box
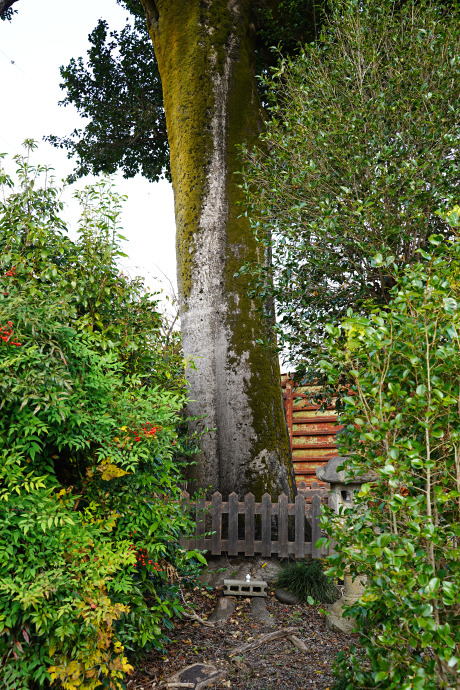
[275,588,299,605]
[223,579,267,597]
[251,596,276,627]
[159,663,226,689]
[207,596,235,624]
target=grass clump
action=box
[275,559,338,604]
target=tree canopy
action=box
[48,0,319,182]
[239,0,460,370]
[46,12,169,183]
[0,0,18,21]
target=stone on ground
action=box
[250,597,276,627]
[159,663,226,689]
[199,556,283,587]
[275,588,299,605]
[207,596,235,624]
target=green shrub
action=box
[275,559,338,604]
[319,208,460,689]
[0,145,202,689]
[239,0,460,368]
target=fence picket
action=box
[180,487,329,558]
[294,493,306,558]
[228,492,238,556]
[278,493,289,558]
[196,496,206,552]
[179,491,190,549]
[244,493,255,556]
[311,494,322,558]
[261,493,272,557]
[211,492,222,555]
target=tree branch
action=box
[229,627,300,657]
[0,0,18,16]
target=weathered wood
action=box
[179,491,191,548]
[228,627,300,657]
[179,488,328,559]
[196,496,206,552]
[278,493,289,558]
[311,494,322,559]
[244,493,255,557]
[294,493,306,559]
[211,492,222,556]
[181,610,215,627]
[228,492,238,557]
[287,635,308,652]
[261,493,272,558]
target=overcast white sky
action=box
[0,0,177,299]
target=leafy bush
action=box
[239,0,460,368]
[275,559,338,604]
[0,145,201,689]
[318,208,460,689]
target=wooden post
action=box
[211,492,222,555]
[311,494,322,559]
[196,495,206,552]
[180,488,328,559]
[244,493,255,557]
[294,493,306,559]
[278,493,289,558]
[179,491,191,549]
[261,493,272,557]
[228,492,238,556]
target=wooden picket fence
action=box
[179,482,330,559]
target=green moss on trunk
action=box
[141,0,295,500]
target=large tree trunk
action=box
[141,0,294,500]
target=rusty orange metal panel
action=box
[294,461,325,468]
[292,422,342,435]
[282,374,340,489]
[292,436,337,448]
[293,409,337,420]
[292,448,337,459]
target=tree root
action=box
[287,634,308,652]
[181,609,215,627]
[228,626,300,657]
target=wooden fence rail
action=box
[179,483,330,559]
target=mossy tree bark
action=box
[140,0,295,500]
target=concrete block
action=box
[223,579,267,597]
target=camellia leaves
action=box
[318,208,460,687]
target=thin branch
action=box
[0,0,18,16]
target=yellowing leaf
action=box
[98,463,129,481]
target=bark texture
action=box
[0,0,18,16]
[141,0,294,499]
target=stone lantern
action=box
[316,456,375,634]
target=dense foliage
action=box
[0,0,17,21]
[46,12,169,183]
[0,145,201,689]
[318,209,460,689]
[239,0,460,368]
[48,0,321,182]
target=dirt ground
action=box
[128,586,356,689]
